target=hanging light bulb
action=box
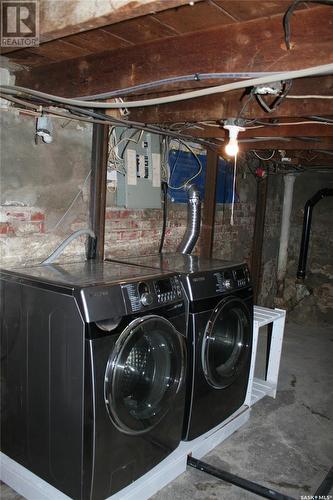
[225,136,239,156]
[223,122,245,157]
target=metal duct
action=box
[178,184,201,254]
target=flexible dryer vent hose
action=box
[178,184,201,255]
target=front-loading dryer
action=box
[0,260,187,499]
[108,254,253,441]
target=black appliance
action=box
[0,261,187,499]
[108,254,253,441]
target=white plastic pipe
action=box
[277,174,296,286]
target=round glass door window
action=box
[104,315,185,435]
[202,297,251,389]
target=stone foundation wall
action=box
[277,172,333,324]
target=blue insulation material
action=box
[168,150,238,203]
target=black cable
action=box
[158,182,168,254]
[54,104,219,150]
[283,0,333,50]
[236,90,255,123]
[255,80,293,114]
[0,90,219,149]
[306,115,333,123]
[314,467,333,497]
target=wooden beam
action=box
[129,95,333,124]
[200,150,219,258]
[15,6,333,97]
[250,176,268,303]
[182,122,333,140]
[127,85,333,124]
[2,0,202,54]
[237,138,333,151]
[127,95,333,123]
[123,75,333,122]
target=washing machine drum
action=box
[104,315,185,435]
[202,296,251,390]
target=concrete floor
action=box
[1,321,332,499]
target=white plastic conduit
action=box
[277,174,296,290]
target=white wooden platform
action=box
[0,306,286,500]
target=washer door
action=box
[104,315,185,435]
[202,296,251,389]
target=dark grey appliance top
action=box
[109,253,252,301]
[111,253,243,274]
[0,260,174,288]
[0,261,185,322]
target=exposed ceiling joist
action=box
[182,123,333,140]
[235,137,333,151]
[126,89,333,123]
[15,6,333,98]
[1,0,202,54]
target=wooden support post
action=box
[251,176,268,303]
[200,149,219,258]
[88,122,109,260]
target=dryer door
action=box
[202,296,251,389]
[104,315,185,435]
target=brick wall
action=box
[104,205,188,259]
[212,203,256,263]
[104,202,257,267]
[0,111,92,268]
[0,206,88,268]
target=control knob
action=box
[140,292,153,306]
[223,279,232,289]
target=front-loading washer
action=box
[0,260,187,499]
[108,253,253,441]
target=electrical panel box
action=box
[113,128,161,209]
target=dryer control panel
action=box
[122,275,183,313]
[186,264,251,301]
[214,266,250,293]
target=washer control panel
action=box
[123,276,183,313]
[154,276,182,304]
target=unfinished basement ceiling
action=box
[1,0,333,157]
[2,1,320,68]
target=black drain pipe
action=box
[187,457,295,500]
[297,188,333,280]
